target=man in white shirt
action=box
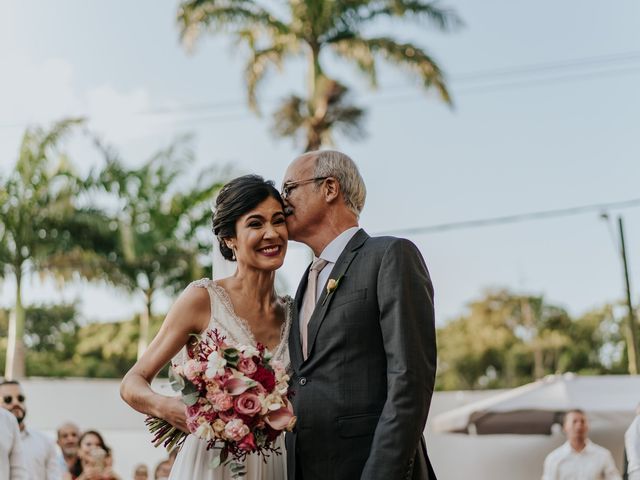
[56,422,80,476]
[0,380,62,480]
[0,407,27,480]
[542,409,621,480]
[626,403,640,480]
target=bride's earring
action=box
[227,242,236,261]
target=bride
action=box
[120,175,291,479]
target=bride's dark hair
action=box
[212,174,285,261]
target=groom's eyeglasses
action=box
[3,394,25,404]
[281,176,329,200]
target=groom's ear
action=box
[324,177,340,203]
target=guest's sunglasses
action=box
[2,394,25,404]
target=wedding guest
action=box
[542,409,621,480]
[133,464,148,480]
[0,380,61,479]
[153,460,171,480]
[56,422,80,475]
[0,407,27,480]
[71,430,120,480]
[626,403,640,480]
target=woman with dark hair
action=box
[121,175,291,479]
[70,430,120,480]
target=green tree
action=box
[436,290,623,391]
[177,0,461,151]
[90,139,226,358]
[0,118,87,379]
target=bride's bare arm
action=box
[120,286,210,432]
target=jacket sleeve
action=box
[360,238,437,479]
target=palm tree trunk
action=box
[305,43,324,152]
[137,289,153,360]
[5,265,26,379]
[305,132,322,152]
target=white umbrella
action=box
[432,373,640,435]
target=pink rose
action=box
[183,359,204,381]
[224,418,249,442]
[218,410,236,422]
[238,432,257,452]
[207,392,234,412]
[237,357,257,376]
[234,392,262,416]
[186,403,202,418]
[265,400,296,431]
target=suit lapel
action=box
[304,229,369,362]
[290,263,311,369]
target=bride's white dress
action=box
[169,279,292,480]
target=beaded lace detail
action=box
[173,278,291,366]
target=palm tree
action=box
[0,118,88,379]
[177,0,461,151]
[91,139,227,358]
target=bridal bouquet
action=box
[146,329,296,473]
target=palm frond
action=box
[330,38,377,87]
[272,79,366,151]
[336,0,462,32]
[336,36,452,104]
[245,36,297,111]
[177,0,289,52]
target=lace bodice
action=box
[172,278,292,367]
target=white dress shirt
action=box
[311,226,360,300]
[626,415,640,476]
[542,440,621,480]
[21,427,62,480]
[0,408,27,480]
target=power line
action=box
[2,50,639,130]
[141,63,640,127]
[375,197,640,236]
[140,50,640,116]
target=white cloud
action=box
[0,54,178,171]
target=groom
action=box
[282,150,437,480]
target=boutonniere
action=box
[322,275,344,305]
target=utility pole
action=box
[618,216,640,375]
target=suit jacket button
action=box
[299,377,307,386]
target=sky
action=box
[1,0,639,326]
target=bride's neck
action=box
[222,268,276,311]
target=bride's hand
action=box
[159,396,189,433]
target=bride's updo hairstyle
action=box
[212,174,285,261]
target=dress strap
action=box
[187,278,219,328]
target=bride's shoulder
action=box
[163,280,212,333]
[187,277,212,290]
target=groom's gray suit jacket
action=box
[286,229,437,480]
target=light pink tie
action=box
[300,258,328,359]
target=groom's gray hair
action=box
[309,150,366,217]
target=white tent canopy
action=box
[433,373,640,435]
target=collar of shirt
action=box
[559,439,595,457]
[312,226,360,300]
[317,226,360,264]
